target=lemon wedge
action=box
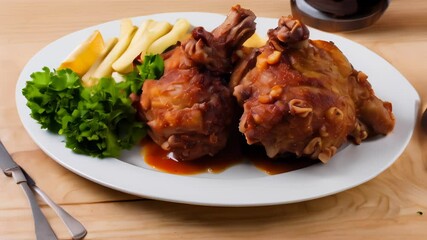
[243,33,266,48]
[58,30,105,76]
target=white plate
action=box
[15,12,419,206]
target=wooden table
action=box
[1,0,426,239]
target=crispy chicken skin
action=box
[231,16,395,162]
[141,5,256,161]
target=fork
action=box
[21,169,88,240]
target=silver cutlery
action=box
[22,168,87,240]
[0,141,87,240]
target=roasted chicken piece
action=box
[231,16,395,162]
[140,5,256,161]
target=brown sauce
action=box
[141,134,320,175]
[142,139,243,175]
[237,140,320,175]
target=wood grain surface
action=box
[1,0,427,239]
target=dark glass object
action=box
[291,0,390,32]
[421,108,427,133]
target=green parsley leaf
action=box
[22,67,80,133]
[138,54,165,80]
[22,54,164,158]
[60,77,146,158]
[120,54,165,95]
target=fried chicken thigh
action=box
[140,5,256,161]
[231,16,395,162]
